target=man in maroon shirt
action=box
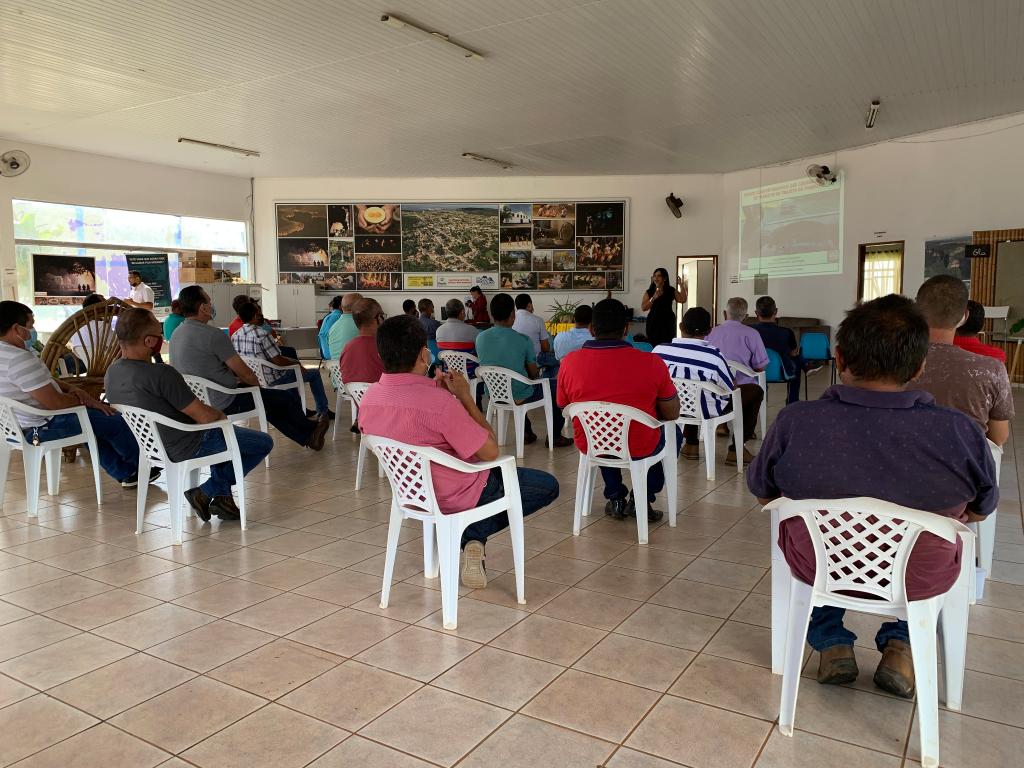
[340,298,385,384]
[748,295,997,698]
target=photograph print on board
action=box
[354,253,402,273]
[277,205,328,238]
[533,202,575,220]
[500,203,531,225]
[33,254,96,297]
[402,203,500,272]
[500,225,533,250]
[279,271,324,285]
[606,271,625,290]
[354,204,402,235]
[323,273,357,291]
[533,218,575,249]
[278,238,330,271]
[356,272,393,291]
[354,235,402,253]
[552,249,575,271]
[576,202,625,236]
[532,250,554,271]
[500,250,532,271]
[573,272,607,290]
[328,205,353,237]
[328,239,354,272]
[576,236,624,270]
[501,271,537,290]
[537,272,573,290]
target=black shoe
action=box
[524,431,538,445]
[605,496,628,520]
[184,487,212,522]
[547,435,574,448]
[120,469,157,489]
[306,414,331,451]
[350,421,360,435]
[147,467,162,484]
[209,495,241,521]
[626,491,664,523]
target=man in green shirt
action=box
[327,292,362,360]
[475,293,571,448]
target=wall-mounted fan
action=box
[806,164,837,185]
[0,150,30,178]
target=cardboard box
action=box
[179,250,214,269]
[179,267,215,283]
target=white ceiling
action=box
[3,0,1024,178]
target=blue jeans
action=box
[191,426,274,498]
[600,427,681,504]
[807,606,910,652]
[522,382,565,437]
[785,353,805,404]
[26,411,139,482]
[537,350,559,380]
[461,467,560,548]
[274,367,329,413]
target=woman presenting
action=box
[641,267,687,346]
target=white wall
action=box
[252,174,722,320]
[719,113,1024,328]
[0,139,252,300]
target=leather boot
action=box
[817,644,859,685]
[874,639,915,698]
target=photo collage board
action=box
[275,200,627,292]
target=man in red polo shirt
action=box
[557,298,680,522]
[340,298,385,384]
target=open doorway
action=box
[675,255,718,327]
[857,241,904,302]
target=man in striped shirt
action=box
[654,307,763,465]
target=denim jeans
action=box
[225,389,315,447]
[25,411,139,482]
[806,606,910,652]
[191,425,274,498]
[536,350,559,380]
[522,382,565,437]
[461,467,560,548]
[785,353,806,405]
[272,367,329,414]
[600,427,681,504]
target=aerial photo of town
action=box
[401,203,500,272]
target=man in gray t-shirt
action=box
[170,319,239,410]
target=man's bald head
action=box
[341,292,363,313]
[353,297,383,331]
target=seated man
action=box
[476,293,572,448]
[359,315,559,588]
[512,293,557,376]
[558,298,680,522]
[106,309,274,521]
[164,299,185,341]
[417,298,441,340]
[0,301,144,488]
[751,296,819,404]
[228,294,252,337]
[654,307,761,465]
[553,304,594,360]
[340,298,386,384]
[707,296,768,455]
[171,285,330,451]
[327,292,362,360]
[402,299,418,318]
[436,298,479,354]
[954,299,1007,363]
[317,295,343,359]
[232,301,331,418]
[914,275,1014,446]
[748,295,997,698]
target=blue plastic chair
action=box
[764,349,793,384]
[799,332,836,397]
[427,339,439,362]
[633,342,654,352]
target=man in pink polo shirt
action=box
[358,315,559,589]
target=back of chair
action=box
[764,349,789,382]
[673,379,702,420]
[800,332,830,361]
[114,405,170,464]
[475,366,516,405]
[240,356,272,387]
[633,342,654,352]
[0,397,26,448]
[183,375,211,404]
[563,401,658,462]
[325,359,343,391]
[771,497,965,606]
[438,351,478,379]
[427,339,439,361]
[344,382,372,407]
[363,435,440,518]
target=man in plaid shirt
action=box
[232,302,331,417]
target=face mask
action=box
[210,304,217,320]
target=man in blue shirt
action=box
[317,296,343,359]
[553,304,594,360]
[752,296,819,404]
[476,293,571,448]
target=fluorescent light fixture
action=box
[178,137,261,157]
[865,99,881,129]
[462,152,514,170]
[381,13,483,59]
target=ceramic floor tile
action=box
[433,646,563,710]
[0,671,36,709]
[295,539,382,568]
[279,659,421,730]
[354,625,479,682]
[172,578,282,617]
[181,702,347,768]
[537,586,643,630]
[43,588,161,630]
[226,592,338,635]
[287,607,407,657]
[80,554,181,587]
[190,547,289,576]
[966,633,1024,681]
[906,709,1024,767]
[677,557,766,590]
[575,633,696,692]
[607,546,695,577]
[110,676,264,754]
[648,578,748,618]
[606,747,691,767]
[464,572,569,611]
[670,654,782,720]
[360,686,509,767]
[0,562,71,595]
[702,620,775,667]
[92,602,215,649]
[615,604,724,651]
[146,619,275,673]
[307,736,434,768]
[11,722,172,768]
[351,582,443,624]
[954,668,1024,728]
[756,729,900,768]
[250,530,339,556]
[0,632,133,689]
[38,542,138,572]
[967,603,1024,643]
[458,714,614,768]
[0,599,32,626]
[48,652,196,719]
[125,565,230,601]
[239,557,338,590]
[208,638,342,699]
[291,568,385,606]
[417,597,529,643]
[491,613,607,666]
[0,615,80,662]
[0,574,112,613]
[575,565,672,601]
[0,694,99,766]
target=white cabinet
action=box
[276,284,316,327]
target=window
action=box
[12,200,249,331]
[857,242,904,303]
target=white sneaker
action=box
[460,540,487,589]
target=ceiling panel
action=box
[2,0,1023,177]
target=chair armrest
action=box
[7,400,90,420]
[201,380,260,397]
[726,359,755,376]
[145,411,235,434]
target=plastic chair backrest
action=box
[771,497,963,606]
[563,401,659,462]
[364,435,441,518]
[0,397,26,446]
[427,340,439,360]
[240,356,271,387]
[325,359,343,390]
[764,349,789,382]
[116,405,170,464]
[344,382,372,406]
[475,366,517,405]
[673,380,702,420]
[800,332,830,361]
[633,342,654,352]
[183,376,210,404]
[438,351,478,378]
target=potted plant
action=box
[546,297,582,336]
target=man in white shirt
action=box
[512,293,557,376]
[124,271,155,310]
[553,304,594,360]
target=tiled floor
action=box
[1,379,1022,767]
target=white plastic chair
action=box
[476,365,553,458]
[114,405,247,545]
[324,360,355,440]
[971,439,1002,598]
[766,497,974,768]
[184,375,271,468]
[0,397,103,517]
[438,351,481,403]
[344,382,383,490]
[563,401,677,543]
[240,355,308,413]
[366,435,526,630]
[673,378,743,481]
[727,360,767,439]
